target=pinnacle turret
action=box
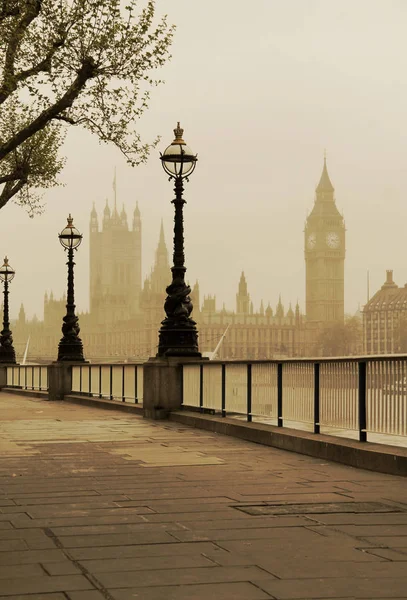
[90,201,99,232]
[276,294,284,319]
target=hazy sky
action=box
[2,0,407,320]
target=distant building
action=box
[363,270,407,354]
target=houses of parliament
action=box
[12,159,348,362]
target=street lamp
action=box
[57,214,85,362]
[0,256,16,364]
[157,122,201,357]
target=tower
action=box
[236,271,250,314]
[89,171,142,325]
[305,157,345,323]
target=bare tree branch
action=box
[0,177,26,209]
[1,1,41,95]
[0,56,97,161]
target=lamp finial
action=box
[173,122,185,144]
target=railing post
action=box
[358,360,367,442]
[199,364,204,413]
[122,365,125,402]
[247,363,252,423]
[99,365,102,399]
[180,364,184,408]
[221,363,226,417]
[89,365,92,397]
[277,362,283,427]
[79,366,82,394]
[314,362,320,434]
[135,365,138,404]
[109,365,113,400]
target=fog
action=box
[1,0,406,320]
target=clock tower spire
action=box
[305,157,345,324]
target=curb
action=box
[64,394,144,415]
[169,410,407,477]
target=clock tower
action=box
[305,157,345,323]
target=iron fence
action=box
[6,365,48,391]
[71,363,143,403]
[182,356,407,445]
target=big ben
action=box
[305,157,345,323]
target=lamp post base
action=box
[57,339,85,362]
[157,324,201,358]
[0,346,16,364]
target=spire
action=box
[287,302,294,318]
[90,201,98,232]
[152,219,169,278]
[156,219,167,256]
[316,154,334,194]
[18,303,26,324]
[276,294,284,319]
[159,219,165,248]
[260,299,264,315]
[103,198,110,216]
[103,198,111,230]
[133,201,141,232]
[295,300,300,325]
[238,271,248,295]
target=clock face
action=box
[307,233,316,249]
[326,231,340,248]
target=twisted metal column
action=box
[0,280,16,364]
[57,247,85,362]
[157,177,200,357]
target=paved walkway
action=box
[1,393,407,599]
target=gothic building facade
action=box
[12,160,347,362]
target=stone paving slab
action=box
[1,392,407,599]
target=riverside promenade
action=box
[1,392,407,599]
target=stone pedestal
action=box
[48,363,73,401]
[143,357,201,419]
[0,366,7,389]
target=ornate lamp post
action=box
[0,257,16,364]
[157,123,201,357]
[57,215,85,362]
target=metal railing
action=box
[71,363,143,404]
[182,356,407,445]
[6,365,48,391]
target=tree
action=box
[0,0,174,215]
[316,315,363,357]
